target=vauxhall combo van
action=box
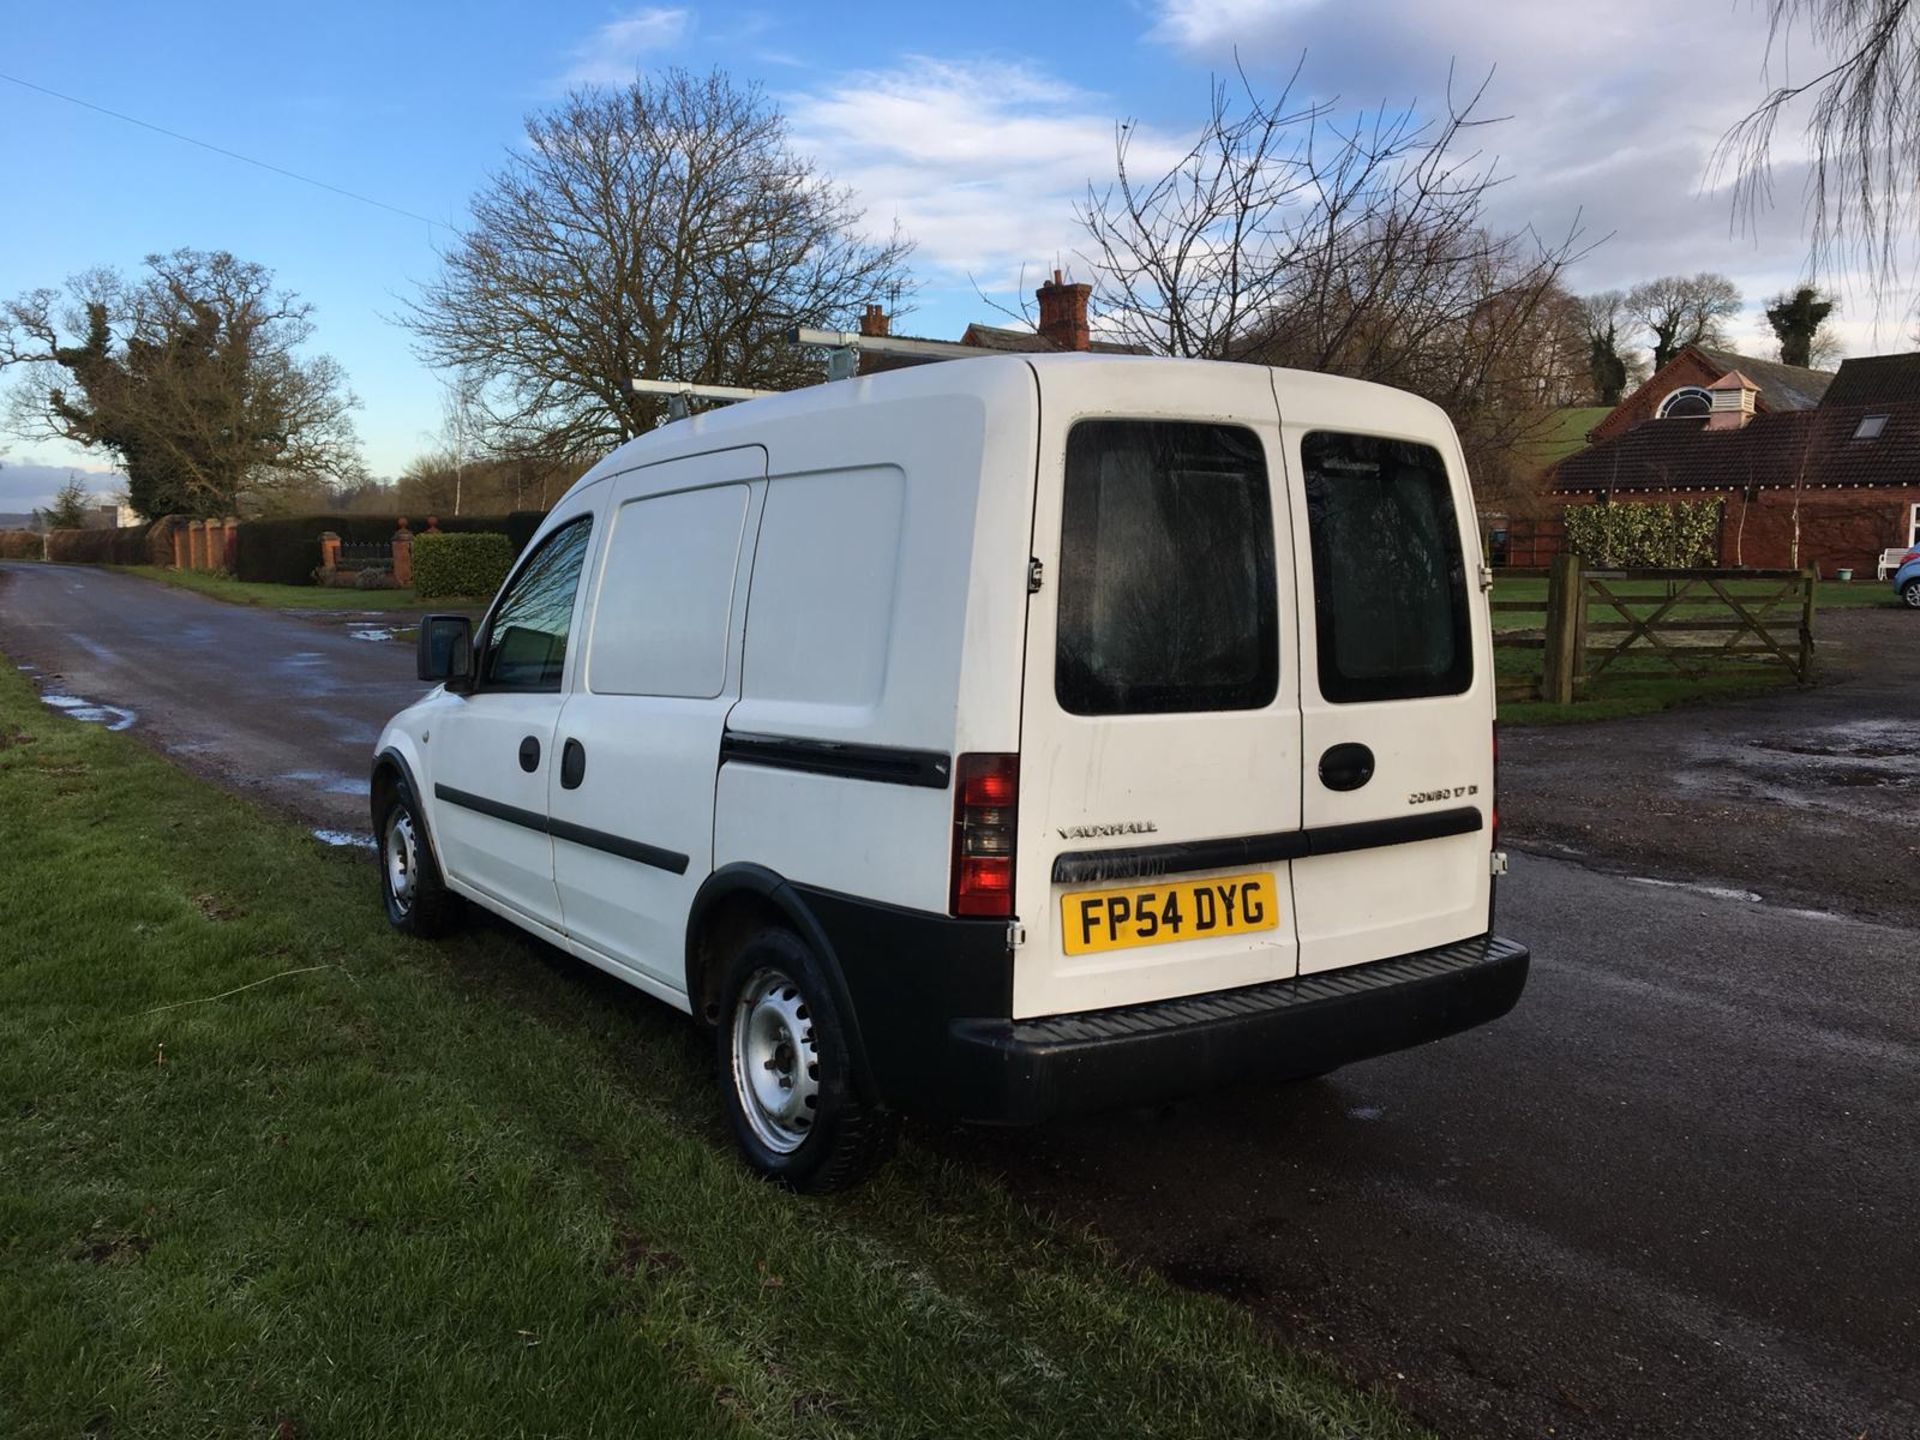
[373,354,1529,1190]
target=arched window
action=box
[1657,386,1713,418]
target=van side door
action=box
[427,503,599,935]
[546,447,766,1002]
[1278,405,1494,976]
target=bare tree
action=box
[1624,273,1743,370]
[405,68,915,461]
[1766,285,1841,366]
[1719,0,1920,290]
[1076,65,1592,508]
[2,250,364,517]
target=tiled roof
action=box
[1819,352,1920,407]
[1693,346,1834,411]
[1550,401,1920,493]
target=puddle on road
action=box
[1628,876,1762,903]
[348,628,397,643]
[40,692,137,731]
[312,829,376,850]
[279,769,367,796]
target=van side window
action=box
[1056,420,1279,716]
[1301,431,1471,703]
[479,517,594,691]
[587,485,749,698]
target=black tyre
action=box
[376,775,464,938]
[717,927,896,1192]
[1903,577,1920,609]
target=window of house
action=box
[479,517,594,691]
[1055,419,1279,716]
[1853,414,1888,440]
[1301,431,1472,704]
[1909,503,1920,548]
[1656,386,1713,419]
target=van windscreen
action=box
[1301,431,1471,703]
[1056,419,1278,716]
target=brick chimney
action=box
[858,303,890,337]
[1705,370,1759,430]
[1035,269,1091,352]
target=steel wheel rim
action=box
[730,966,821,1154]
[1906,583,1920,608]
[384,809,418,915]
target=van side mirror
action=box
[417,614,474,688]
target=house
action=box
[1547,351,1920,573]
[853,270,1148,372]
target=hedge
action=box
[45,524,154,565]
[0,530,42,560]
[412,531,513,600]
[231,512,545,585]
[1562,499,1723,569]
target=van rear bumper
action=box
[943,934,1529,1125]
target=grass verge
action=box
[0,659,1424,1440]
[110,565,484,611]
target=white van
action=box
[372,354,1528,1190]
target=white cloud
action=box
[561,7,690,87]
[1143,0,1920,360]
[782,57,1190,311]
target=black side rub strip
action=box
[1052,806,1483,884]
[719,732,952,790]
[434,784,690,875]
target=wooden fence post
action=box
[1798,567,1818,684]
[1541,551,1585,706]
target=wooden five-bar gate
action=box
[1493,555,1818,707]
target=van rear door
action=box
[1011,362,1301,1020]
[1277,392,1493,976]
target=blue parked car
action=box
[1895,548,1920,608]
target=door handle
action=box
[560,738,586,790]
[1318,742,1375,792]
[518,735,541,772]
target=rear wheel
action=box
[1903,578,1920,608]
[717,927,895,1192]
[376,776,463,938]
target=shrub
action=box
[355,566,398,590]
[0,530,43,560]
[412,531,513,599]
[1562,499,1723,569]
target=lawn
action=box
[1490,576,1894,725]
[0,658,1424,1440]
[111,565,486,611]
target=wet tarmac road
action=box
[0,563,429,837]
[2,563,1915,1438]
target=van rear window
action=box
[1056,420,1278,716]
[1301,431,1471,703]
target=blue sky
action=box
[1,0,1901,510]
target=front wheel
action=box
[717,927,895,1192]
[376,777,464,938]
[1903,577,1920,608]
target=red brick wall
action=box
[1560,489,1920,573]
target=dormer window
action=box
[1657,386,1713,418]
[1853,413,1888,440]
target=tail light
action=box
[952,753,1018,917]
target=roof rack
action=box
[787,326,989,381]
[629,377,779,421]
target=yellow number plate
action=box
[1059,872,1279,956]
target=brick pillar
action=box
[171,522,186,570]
[319,531,341,577]
[187,520,204,570]
[221,516,239,572]
[1035,269,1092,352]
[425,515,440,533]
[392,518,413,588]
